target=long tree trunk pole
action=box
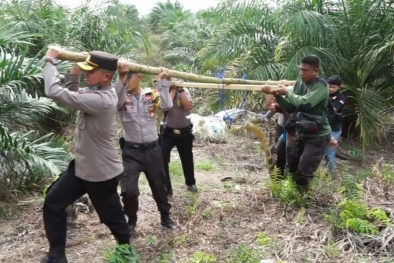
[55,48,296,86]
[179,82,292,91]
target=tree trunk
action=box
[56,48,296,86]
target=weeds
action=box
[266,169,308,208]
[104,244,141,263]
[324,172,390,235]
[189,251,217,263]
[228,244,265,263]
[195,160,216,171]
[169,161,184,178]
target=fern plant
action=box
[104,244,141,263]
[339,173,364,200]
[324,173,390,235]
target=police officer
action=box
[115,64,177,232]
[325,75,346,175]
[42,48,130,263]
[160,82,196,195]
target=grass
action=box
[195,160,216,171]
[2,134,394,263]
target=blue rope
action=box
[216,69,225,111]
[240,73,248,110]
[215,68,233,124]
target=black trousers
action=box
[275,124,285,143]
[286,135,330,185]
[160,129,195,192]
[274,137,286,176]
[119,139,171,218]
[43,160,130,255]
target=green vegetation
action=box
[1,0,394,262]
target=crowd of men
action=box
[41,47,345,263]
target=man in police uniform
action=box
[115,64,177,233]
[42,48,130,263]
[160,82,196,196]
[325,75,346,175]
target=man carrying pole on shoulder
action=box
[115,64,178,234]
[41,48,131,263]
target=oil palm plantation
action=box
[0,0,151,201]
[0,29,71,201]
[164,0,394,146]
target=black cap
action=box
[77,51,118,72]
[127,70,139,77]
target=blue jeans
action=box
[325,130,341,174]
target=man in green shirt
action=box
[262,55,331,192]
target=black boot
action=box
[187,185,198,192]
[294,175,310,195]
[128,215,137,233]
[160,214,178,230]
[40,255,67,263]
[40,247,67,263]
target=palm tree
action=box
[147,0,187,34]
[275,0,394,146]
[164,0,394,146]
[0,30,72,200]
[0,0,154,201]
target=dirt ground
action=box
[0,132,394,263]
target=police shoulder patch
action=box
[152,90,160,103]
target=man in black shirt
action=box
[325,75,346,175]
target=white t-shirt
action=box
[277,113,284,127]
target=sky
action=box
[54,0,222,15]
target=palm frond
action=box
[0,125,71,179]
[0,49,43,91]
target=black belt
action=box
[164,125,192,135]
[124,139,159,150]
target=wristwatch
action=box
[46,57,60,65]
[178,89,185,93]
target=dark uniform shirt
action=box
[275,77,332,137]
[328,91,346,132]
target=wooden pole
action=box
[178,82,292,91]
[54,47,296,86]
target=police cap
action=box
[77,51,118,72]
[127,70,140,78]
